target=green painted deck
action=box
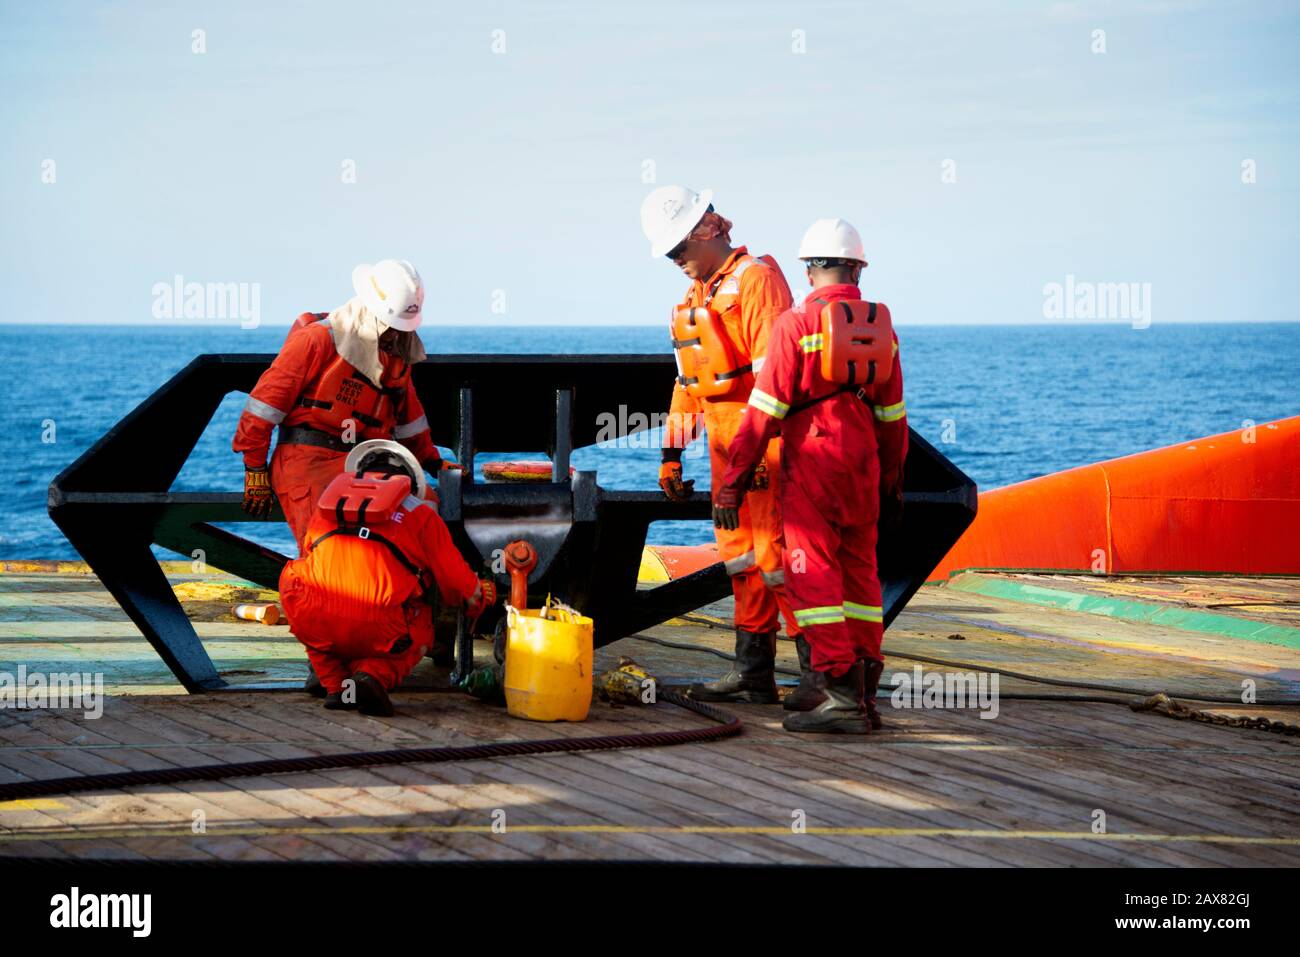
[1,566,1297,865]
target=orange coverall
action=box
[665,247,801,636]
[720,283,907,675]
[232,315,440,553]
[279,486,478,694]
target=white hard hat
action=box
[797,218,868,265]
[352,259,424,331]
[640,185,715,258]
[344,439,428,500]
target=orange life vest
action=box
[280,471,429,644]
[670,256,772,398]
[818,299,894,387]
[670,305,751,398]
[289,313,410,439]
[316,469,411,528]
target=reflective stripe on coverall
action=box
[721,283,908,675]
[665,247,802,635]
[279,493,478,694]
[232,316,439,553]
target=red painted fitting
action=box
[504,540,538,610]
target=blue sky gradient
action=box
[3,0,1298,325]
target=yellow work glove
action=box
[242,466,274,517]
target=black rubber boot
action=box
[782,635,827,712]
[862,657,885,730]
[351,671,395,717]
[322,692,354,711]
[782,661,871,734]
[304,665,326,698]
[687,629,779,704]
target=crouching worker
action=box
[279,440,497,716]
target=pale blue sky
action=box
[3,0,1298,325]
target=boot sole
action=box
[782,717,872,734]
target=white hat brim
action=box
[650,188,714,258]
[343,439,428,500]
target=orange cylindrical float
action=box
[928,416,1300,580]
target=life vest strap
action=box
[351,410,385,429]
[788,384,869,417]
[307,524,425,581]
[714,363,752,382]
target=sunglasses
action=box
[665,239,691,262]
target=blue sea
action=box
[7,322,1297,560]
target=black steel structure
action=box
[48,353,977,692]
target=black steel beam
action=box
[48,352,978,692]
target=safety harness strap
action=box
[787,383,868,417]
[307,525,424,580]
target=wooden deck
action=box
[1,566,1298,866]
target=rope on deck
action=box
[1132,693,1300,736]
[0,691,742,802]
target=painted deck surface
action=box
[0,567,1297,865]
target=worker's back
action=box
[280,471,441,645]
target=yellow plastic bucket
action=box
[503,605,593,722]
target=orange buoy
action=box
[482,460,573,483]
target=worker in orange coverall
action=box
[639,185,801,704]
[279,441,496,717]
[716,219,907,734]
[233,259,458,555]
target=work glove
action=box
[242,466,274,517]
[658,461,695,502]
[879,484,904,533]
[713,483,744,531]
[466,578,498,623]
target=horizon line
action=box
[3,319,1299,329]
